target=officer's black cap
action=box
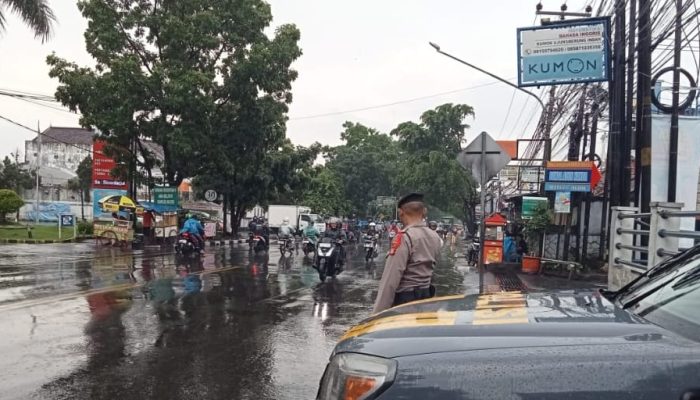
[398,192,424,208]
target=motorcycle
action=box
[251,235,268,254]
[363,234,378,263]
[301,237,315,256]
[279,236,295,256]
[314,237,343,282]
[175,233,199,256]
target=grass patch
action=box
[0,224,76,241]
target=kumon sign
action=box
[517,17,611,87]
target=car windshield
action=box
[623,254,700,342]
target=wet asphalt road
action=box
[0,239,484,400]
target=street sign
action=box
[517,17,611,87]
[522,196,548,219]
[60,214,74,227]
[520,166,544,183]
[153,186,179,207]
[545,182,590,192]
[204,189,218,202]
[545,161,601,191]
[554,192,572,213]
[458,132,512,182]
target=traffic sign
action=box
[545,161,601,191]
[153,186,179,207]
[204,190,218,202]
[458,132,512,182]
[545,182,590,192]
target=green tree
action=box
[47,0,301,190]
[392,103,478,228]
[301,167,350,216]
[0,0,55,42]
[0,189,23,223]
[0,155,34,193]
[324,122,399,215]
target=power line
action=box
[289,80,509,121]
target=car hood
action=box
[334,290,697,358]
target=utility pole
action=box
[609,0,627,207]
[668,0,683,202]
[638,0,652,213]
[627,0,639,207]
[35,122,41,225]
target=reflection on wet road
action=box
[0,241,478,400]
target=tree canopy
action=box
[0,155,33,193]
[0,189,23,222]
[0,0,55,42]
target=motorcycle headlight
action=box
[317,353,397,400]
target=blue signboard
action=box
[60,214,75,227]
[517,17,611,87]
[545,169,591,183]
[544,182,590,192]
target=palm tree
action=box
[0,0,55,42]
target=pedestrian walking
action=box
[373,193,442,314]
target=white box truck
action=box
[267,205,326,234]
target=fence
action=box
[608,202,699,290]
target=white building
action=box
[25,127,92,172]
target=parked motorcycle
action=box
[363,234,379,263]
[175,233,199,256]
[314,237,343,282]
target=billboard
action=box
[522,196,548,219]
[92,140,128,190]
[93,188,128,221]
[517,17,611,87]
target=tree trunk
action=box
[80,189,85,220]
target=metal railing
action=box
[608,202,700,290]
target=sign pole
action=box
[58,214,62,240]
[478,133,486,295]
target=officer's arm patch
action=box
[389,232,404,256]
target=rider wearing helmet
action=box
[180,213,205,252]
[324,217,347,268]
[279,217,293,239]
[428,221,438,231]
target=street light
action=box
[428,42,545,111]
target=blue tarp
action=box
[139,201,179,214]
[503,236,518,262]
[24,202,71,223]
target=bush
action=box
[78,220,94,235]
[0,189,23,223]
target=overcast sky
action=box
[0,0,596,160]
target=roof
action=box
[35,127,93,146]
[496,140,518,159]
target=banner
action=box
[93,188,128,221]
[554,192,571,214]
[92,140,128,190]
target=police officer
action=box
[373,193,442,313]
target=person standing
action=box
[142,210,155,243]
[373,193,442,314]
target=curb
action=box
[0,237,80,244]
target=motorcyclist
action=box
[302,223,320,245]
[324,217,347,268]
[365,222,379,238]
[279,217,293,239]
[180,213,205,253]
[428,221,438,231]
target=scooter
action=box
[302,238,315,256]
[363,234,379,263]
[251,235,268,254]
[175,233,200,256]
[314,237,343,282]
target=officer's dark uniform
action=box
[373,193,442,314]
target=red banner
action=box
[92,140,128,190]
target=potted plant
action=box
[521,202,552,274]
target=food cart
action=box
[482,213,507,265]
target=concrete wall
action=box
[25,141,90,172]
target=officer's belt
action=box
[393,285,434,307]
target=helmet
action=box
[369,222,376,228]
[329,217,341,228]
[186,213,193,219]
[429,220,438,230]
[283,217,290,223]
